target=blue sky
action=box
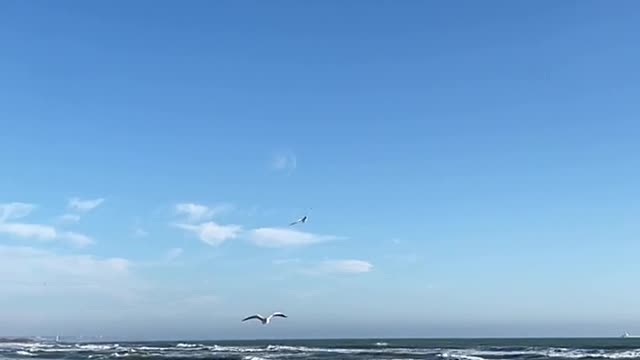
[1,0,640,339]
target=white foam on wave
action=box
[444,348,548,358]
[440,347,640,360]
[15,350,36,356]
[440,352,487,360]
[207,345,264,353]
[193,346,640,360]
[264,344,438,356]
[77,344,119,351]
[136,346,168,351]
[7,343,640,360]
[547,349,640,359]
[266,344,363,354]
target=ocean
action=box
[1,338,639,360]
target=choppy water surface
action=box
[2,338,640,360]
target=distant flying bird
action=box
[289,215,308,226]
[242,312,288,325]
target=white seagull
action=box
[242,312,288,325]
[289,215,308,226]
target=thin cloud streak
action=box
[0,222,57,240]
[175,202,233,223]
[0,223,94,247]
[61,232,95,247]
[174,221,242,246]
[248,227,340,248]
[133,227,149,238]
[303,259,374,275]
[0,203,36,222]
[166,247,184,261]
[270,151,297,173]
[68,198,104,212]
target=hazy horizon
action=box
[0,334,634,342]
[0,321,635,341]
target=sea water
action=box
[1,338,639,360]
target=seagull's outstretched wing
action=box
[242,314,265,322]
[269,312,288,319]
[289,216,307,226]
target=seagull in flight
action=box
[289,215,308,226]
[242,312,288,325]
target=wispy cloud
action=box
[165,247,183,261]
[0,222,57,240]
[56,214,81,224]
[174,221,242,246]
[0,202,95,247]
[172,202,239,246]
[248,227,339,248]
[306,259,374,275]
[68,198,104,213]
[60,232,95,247]
[175,202,232,223]
[171,203,340,250]
[0,245,131,297]
[133,227,149,238]
[0,222,94,247]
[270,151,297,173]
[0,202,36,222]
